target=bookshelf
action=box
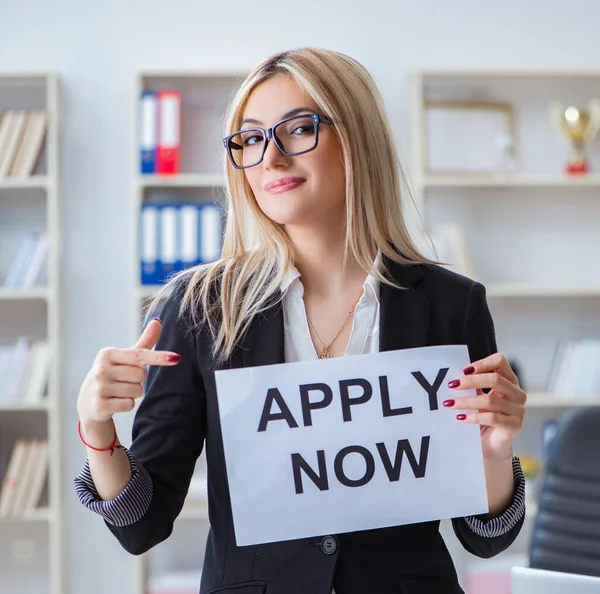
[123,70,246,594]
[0,73,62,594]
[407,68,600,588]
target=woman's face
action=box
[239,75,346,230]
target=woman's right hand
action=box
[77,318,182,425]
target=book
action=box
[21,340,51,404]
[0,110,27,177]
[9,110,47,177]
[545,338,600,399]
[20,230,49,287]
[11,439,41,517]
[23,439,49,512]
[0,111,16,167]
[3,231,40,287]
[0,439,28,517]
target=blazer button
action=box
[321,536,338,555]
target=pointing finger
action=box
[133,317,163,350]
[102,346,181,368]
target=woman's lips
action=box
[264,177,306,192]
[267,180,305,194]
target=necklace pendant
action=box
[319,347,331,359]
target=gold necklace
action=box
[306,293,362,359]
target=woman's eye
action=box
[291,125,311,135]
[243,134,263,146]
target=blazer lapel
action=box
[379,256,430,353]
[238,256,430,368]
[241,295,285,369]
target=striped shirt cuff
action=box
[463,456,526,538]
[73,448,153,527]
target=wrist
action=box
[78,418,122,455]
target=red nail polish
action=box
[463,366,475,375]
[443,399,455,407]
[448,380,460,389]
[154,317,161,322]
[167,354,181,363]
[457,414,467,421]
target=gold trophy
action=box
[549,99,600,174]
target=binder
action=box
[156,90,181,175]
[140,204,159,285]
[199,204,222,263]
[180,204,199,268]
[139,92,157,174]
[159,205,178,282]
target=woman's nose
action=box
[262,137,290,169]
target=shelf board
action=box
[526,392,600,408]
[421,174,600,188]
[1,507,52,522]
[0,401,49,412]
[485,284,600,298]
[138,173,226,188]
[0,287,50,300]
[418,68,600,79]
[0,176,51,190]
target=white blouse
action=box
[280,259,381,364]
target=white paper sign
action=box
[215,345,488,546]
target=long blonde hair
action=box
[145,47,440,363]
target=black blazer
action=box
[107,257,524,594]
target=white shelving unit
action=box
[124,70,246,594]
[408,68,600,589]
[0,73,63,594]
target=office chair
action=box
[529,405,600,577]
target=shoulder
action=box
[418,264,483,303]
[385,255,482,299]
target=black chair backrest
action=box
[529,406,600,577]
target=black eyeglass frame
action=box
[222,113,334,170]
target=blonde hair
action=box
[145,47,440,363]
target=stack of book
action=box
[0,337,50,404]
[2,230,49,288]
[545,338,600,398]
[0,110,47,178]
[140,202,222,285]
[0,438,49,518]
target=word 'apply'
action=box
[215,345,489,546]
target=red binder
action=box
[156,90,181,174]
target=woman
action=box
[75,48,527,594]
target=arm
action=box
[106,284,206,555]
[451,281,526,558]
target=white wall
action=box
[1,1,600,592]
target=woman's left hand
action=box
[443,353,527,460]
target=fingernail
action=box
[457,414,467,421]
[154,317,161,323]
[448,380,460,389]
[443,399,455,407]
[463,366,475,375]
[166,354,181,363]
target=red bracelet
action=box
[78,419,123,456]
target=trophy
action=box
[549,99,600,174]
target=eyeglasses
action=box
[223,113,333,169]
